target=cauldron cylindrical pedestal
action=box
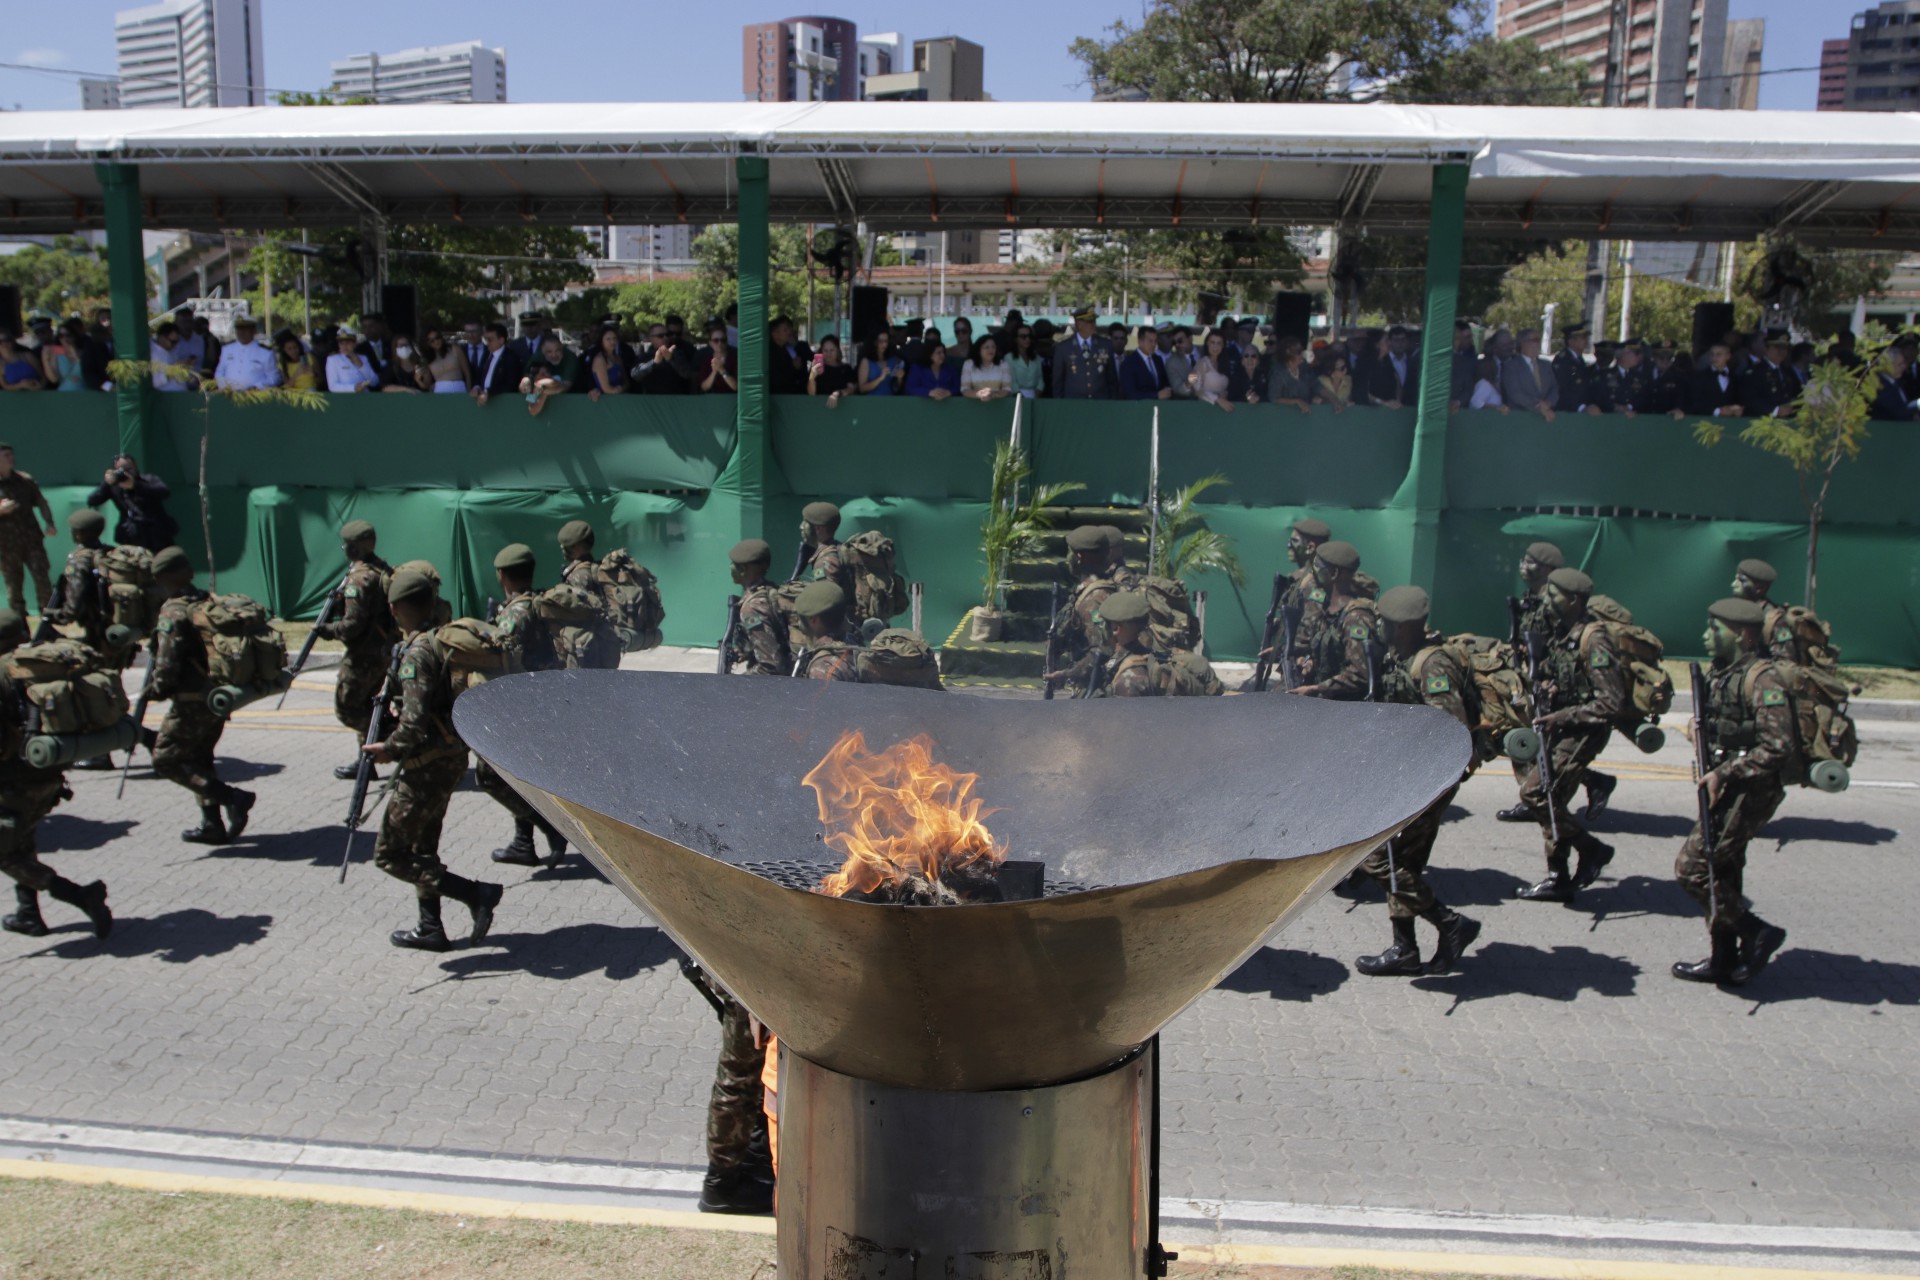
[776,1045,1152,1278]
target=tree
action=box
[1148,474,1245,588]
[1737,236,1895,337]
[0,236,153,318]
[1486,240,1763,344]
[691,224,821,332]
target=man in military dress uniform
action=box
[1595,339,1658,416]
[1352,586,1485,976]
[1738,330,1801,420]
[1288,541,1377,699]
[1671,597,1794,986]
[1729,557,1826,666]
[364,569,504,951]
[313,520,396,781]
[1551,323,1600,414]
[724,539,791,677]
[1050,305,1118,400]
[1094,592,1224,697]
[148,548,257,845]
[792,582,862,682]
[0,444,57,621]
[484,543,568,868]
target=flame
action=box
[803,730,1007,898]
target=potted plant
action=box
[975,440,1078,642]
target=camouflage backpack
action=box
[103,545,164,639]
[1419,634,1526,741]
[1587,594,1634,625]
[843,531,909,624]
[1579,617,1673,722]
[436,617,510,697]
[536,584,621,671]
[1764,603,1840,670]
[1108,648,1224,697]
[854,629,944,690]
[5,638,129,736]
[591,550,666,651]
[1751,660,1859,783]
[1138,575,1201,653]
[189,594,290,693]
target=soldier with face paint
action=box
[1288,541,1376,700]
[1498,541,1616,825]
[1729,557,1834,668]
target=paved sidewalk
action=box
[2,657,1915,1252]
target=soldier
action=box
[1288,541,1377,700]
[1730,558,1825,666]
[1513,567,1620,903]
[1595,339,1657,417]
[1094,592,1224,697]
[795,503,854,601]
[1352,586,1485,976]
[792,582,862,683]
[364,569,504,951]
[313,520,396,781]
[1050,305,1118,400]
[1671,597,1792,986]
[0,444,57,621]
[1498,543,1617,823]
[0,609,113,940]
[1098,525,1141,589]
[685,961,776,1214]
[48,509,112,653]
[1551,324,1600,414]
[724,539,791,677]
[148,548,257,845]
[557,519,600,591]
[1738,330,1801,420]
[483,544,568,868]
[1045,525,1126,693]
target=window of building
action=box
[1858,61,1894,75]
[1856,86,1892,99]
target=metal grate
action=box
[734,859,1102,899]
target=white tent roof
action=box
[1,101,1915,246]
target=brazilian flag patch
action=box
[398,663,417,680]
[1309,589,1326,603]
[1426,675,1452,694]
[344,585,361,598]
[155,618,173,633]
[1774,628,1792,644]
[1589,651,1611,668]
[1760,688,1787,706]
[1349,624,1371,641]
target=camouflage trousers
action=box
[683,968,770,1173]
[474,758,535,823]
[154,700,228,801]
[0,540,53,619]
[1675,780,1784,934]
[334,651,391,741]
[1516,725,1610,869]
[373,751,469,899]
[1360,784,1459,920]
[0,774,67,892]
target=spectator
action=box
[87,453,178,552]
[635,321,696,395]
[809,334,858,406]
[274,331,318,390]
[1317,353,1354,413]
[950,318,975,366]
[520,334,578,416]
[213,317,281,390]
[1448,320,1478,410]
[460,321,488,384]
[1500,329,1558,421]
[1188,329,1236,412]
[472,322,522,407]
[586,327,628,399]
[1739,331,1800,419]
[149,322,197,392]
[1005,324,1045,399]
[1113,326,1167,401]
[1233,317,1261,361]
[959,334,1013,401]
[1267,339,1316,414]
[1684,343,1747,418]
[357,314,397,386]
[768,315,812,394]
[904,339,960,400]
[514,313,548,363]
[421,329,472,394]
[699,324,737,395]
[194,316,223,377]
[171,306,206,374]
[1233,347,1266,404]
[24,310,55,357]
[724,303,739,349]
[0,333,43,391]
[326,327,381,394]
[1870,348,1916,421]
[1649,342,1687,413]
[384,331,427,394]
[1164,327,1197,400]
[1467,356,1506,412]
[856,330,905,396]
[1789,341,1816,391]
[80,310,113,389]
[42,320,88,392]
[1364,325,1417,409]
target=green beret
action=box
[1066,526,1107,553]
[339,519,376,544]
[67,509,105,535]
[1315,540,1360,571]
[152,546,192,577]
[1736,558,1777,586]
[1099,525,1126,551]
[801,501,841,527]
[1547,567,1593,596]
[1525,541,1565,569]
[557,519,594,548]
[1376,585,1431,625]
[793,581,847,619]
[492,543,535,572]
[1708,597,1766,628]
[388,569,438,606]
[1097,591,1150,625]
[729,538,772,566]
[1292,518,1331,540]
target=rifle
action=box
[1252,572,1285,692]
[1080,648,1110,699]
[1279,601,1302,691]
[30,576,68,644]
[485,596,500,624]
[1042,582,1062,701]
[278,577,346,710]
[117,642,158,800]
[788,540,814,584]
[717,594,742,676]
[1363,637,1399,893]
[340,643,406,884]
[1524,630,1560,849]
[1688,661,1719,925]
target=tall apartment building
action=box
[1495,0,1728,108]
[1826,1,1920,111]
[1820,39,1853,109]
[857,33,908,98]
[114,0,265,109]
[330,42,507,105]
[1709,18,1765,110]
[743,16,859,102]
[865,36,985,102]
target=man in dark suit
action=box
[1448,320,1478,410]
[1552,323,1598,413]
[1119,325,1173,400]
[460,320,489,386]
[1362,326,1418,408]
[766,315,812,395]
[514,313,549,364]
[1871,349,1917,421]
[356,312,396,386]
[1684,344,1747,418]
[1738,330,1801,420]
[471,322,524,407]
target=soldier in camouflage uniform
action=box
[557,519,600,593]
[795,502,855,602]
[1098,524,1141,588]
[1730,557,1826,666]
[148,548,258,845]
[313,520,396,782]
[49,509,112,652]
[1352,586,1486,976]
[1671,597,1794,986]
[0,609,113,939]
[0,445,57,621]
[683,960,775,1215]
[1045,525,1129,693]
[1513,568,1620,903]
[792,582,863,683]
[483,544,569,868]
[365,569,504,951]
[1499,541,1616,822]
[724,539,791,677]
[1093,592,1225,697]
[1289,542,1378,700]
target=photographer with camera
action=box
[86,453,179,553]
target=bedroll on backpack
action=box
[7,640,130,736]
[594,550,666,651]
[843,531,909,623]
[190,595,290,693]
[1581,619,1673,721]
[1756,660,1859,784]
[855,629,944,690]
[104,546,163,640]
[536,584,622,671]
[1139,576,1201,653]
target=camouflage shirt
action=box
[1705,654,1797,786]
[150,589,211,700]
[797,638,862,683]
[495,590,555,673]
[731,583,791,676]
[1537,616,1628,728]
[382,629,461,763]
[57,545,109,630]
[317,554,395,656]
[0,470,49,551]
[1408,637,1494,768]
[1059,566,1142,666]
[1305,596,1379,700]
[805,541,857,604]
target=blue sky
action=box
[0,0,1831,113]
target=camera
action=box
[112,468,132,483]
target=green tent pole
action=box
[95,162,154,465]
[734,152,771,542]
[1403,162,1469,590]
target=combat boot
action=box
[1583,771,1618,821]
[334,759,382,782]
[1355,917,1423,976]
[181,802,230,845]
[1729,916,1787,986]
[1570,834,1615,888]
[1672,926,1739,984]
[442,873,504,946]
[1495,803,1532,823]
[390,896,451,952]
[490,817,542,867]
[220,786,256,842]
[533,812,569,862]
[48,877,112,939]
[1517,858,1573,902]
[699,1165,774,1215]
[2,884,47,937]
[1424,907,1482,974]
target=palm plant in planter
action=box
[974,441,1079,642]
[1147,473,1244,588]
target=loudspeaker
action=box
[380,284,419,339]
[1691,302,1736,361]
[1270,291,1313,348]
[851,286,890,348]
[0,285,20,339]
[1195,292,1228,327]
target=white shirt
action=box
[1469,378,1504,409]
[959,360,1011,395]
[172,331,206,371]
[326,352,380,393]
[214,338,282,391]
[150,342,193,391]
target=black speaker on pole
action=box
[0,285,20,339]
[1270,291,1313,348]
[851,285,890,347]
[1691,301,1736,362]
[380,284,419,339]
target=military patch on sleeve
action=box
[1760,688,1787,706]
[498,618,516,634]
[1309,589,1326,603]
[156,618,172,633]
[1773,628,1792,644]
[398,663,417,680]
[1589,651,1611,668]
[1425,675,1452,694]
[344,585,361,599]
[1349,624,1371,641]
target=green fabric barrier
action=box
[770,398,1013,500]
[3,396,123,479]
[1028,402,1153,505]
